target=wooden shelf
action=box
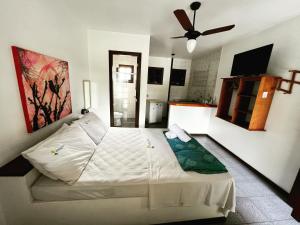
[236,109,253,114]
[216,75,280,131]
[238,94,257,98]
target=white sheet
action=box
[142,129,235,213]
[32,127,235,213]
[32,175,148,201]
[32,128,149,200]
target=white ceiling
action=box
[62,0,300,59]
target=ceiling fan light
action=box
[187,39,197,53]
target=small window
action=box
[116,65,134,83]
[170,69,186,86]
[148,67,164,85]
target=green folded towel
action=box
[164,132,227,174]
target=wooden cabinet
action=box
[216,75,279,131]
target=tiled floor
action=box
[120,118,136,127]
[194,136,299,225]
[145,117,168,128]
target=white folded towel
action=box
[169,124,191,143]
[165,131,177,139]
[176,131,191,143]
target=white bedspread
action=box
[142,129,235,213]
[78,128,149,185]
[32,127,235,213]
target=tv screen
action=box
[170,69,186,86]
[230,44,273,76]
[148,67,164,85]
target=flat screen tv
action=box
[148,67,164,85]
[230,44,273,76]
[170,69,186,86]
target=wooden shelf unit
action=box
[216,75,279,131]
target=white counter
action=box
[168,103,217,134]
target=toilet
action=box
[114,112,123,126]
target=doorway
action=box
[109,51,141,127]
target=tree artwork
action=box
[12,46,72,133]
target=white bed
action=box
[0,127,235,225]
[31,127,235,212]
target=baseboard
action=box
[155,216,226,225]
[203,134,289,202]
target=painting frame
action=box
[12,46,72,133]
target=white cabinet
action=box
[146,100,164,124]
[168,104,217,134]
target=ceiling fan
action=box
[172,1,235,53]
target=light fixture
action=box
[82,80,91,114]
[186,39,197,53]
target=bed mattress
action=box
[31,128,235,213]
[32,175,148,201]
[32,128,150,201]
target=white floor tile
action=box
[192,136,298,225]
[273,219,300,225]
[236,197,269,223]
[251,196,293,221]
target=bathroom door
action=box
[109,51,141,127]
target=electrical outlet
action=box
[262,91,268,98]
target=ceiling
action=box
[62,0,300,59]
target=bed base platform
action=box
[0,169,227,225]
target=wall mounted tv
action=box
[148,67,164,85]
[230,44,273,76]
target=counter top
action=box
[168,101,217,108]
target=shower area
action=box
[109,51,141,127]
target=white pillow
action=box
[74,112,108,145]
[22,125,96,184]
[22,123,69,180]
[169,124,191,143]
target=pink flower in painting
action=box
[20,50,39,68]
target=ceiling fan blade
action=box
[174,9,193,31]
[171,36,186,39]
[201,25,235,36]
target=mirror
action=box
[83,80,91,109]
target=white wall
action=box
[170,59,192,101]
[147,56,171,102]
[0,204,6,225]
[189,50,221,101]
[147,57,171,117]
[0,0,89,166]
[209,15,300,192]
[88,30,150,127]
[147,57,191,117]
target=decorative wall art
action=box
[12,46,72,133]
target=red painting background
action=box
[12,46,72,133]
